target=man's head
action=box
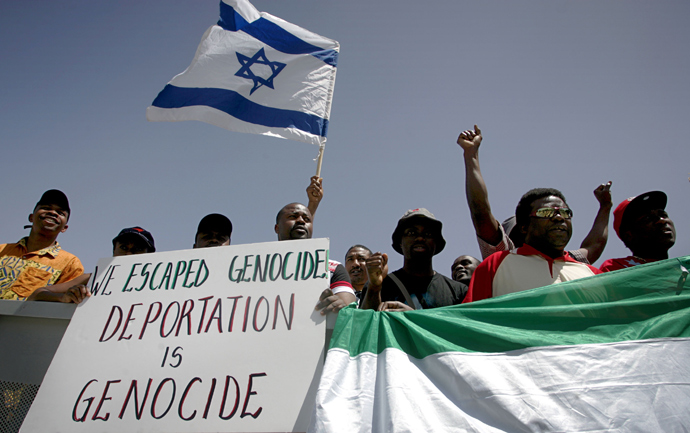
[112,227,155,257]
[451,255,481,285]
[345,245,372,291]
[28,190,71,237]
[614,191,675,257]
[516,188,572,258]
[275,203,313,241]
[391,208,446,259]
[194,213,232,248]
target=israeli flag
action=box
[147,0,339,146]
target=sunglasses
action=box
[530,207,573,219]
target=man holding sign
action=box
[275,202,355,314]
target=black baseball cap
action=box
[196,213,233,237]
[112,227,156,252]
[35,189,70,216]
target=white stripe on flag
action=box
[311,338,690,432]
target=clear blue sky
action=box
[1,0,688,275]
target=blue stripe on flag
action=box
[152,84,329,137]
[218,2,338,67]
[217,1,250,31]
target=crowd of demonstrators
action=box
[361,209,466,312]
[1,150,680,311]
[348,124,679,309]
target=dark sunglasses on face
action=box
[530,207,573,219]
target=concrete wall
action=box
[0,300,75,433]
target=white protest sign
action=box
[21,238,331,433]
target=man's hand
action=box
[27,283,90,304]
[306,176,323,217]
[378,301,413,312]
[366,253,388,288]
[457,125,482,152]
[315,288,347,315]
[593,181,613,207]
[60,284,90,304]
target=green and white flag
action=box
[310,256,690,432]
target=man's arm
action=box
[306,176,323,218]
[314,263,356,315]
[314,289,356,315]
[572,181,613,264]
[361,253,388,310]
[458,125,503,246]
[26,273,91,304]
[378,301,414,312]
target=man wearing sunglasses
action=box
[457,125,612,265]
[600,191,676,272]
[464,189,601,303]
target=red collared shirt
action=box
[464,244,601,303]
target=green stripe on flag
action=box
[330,256,690,358]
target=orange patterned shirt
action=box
[0,238,84,300]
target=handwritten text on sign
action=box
[21,239,330,433]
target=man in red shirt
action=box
[465,189,601,303]
[600,191,676,272]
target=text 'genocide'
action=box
[73,372,267,423]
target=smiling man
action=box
[464,189,601,303]
[600,191,676,272]
[451,255,481,286]
[0,190,86,303]
[275,202,356,315]
[361,208,467,311]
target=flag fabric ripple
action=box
[310,256,690,432]
[147,0,339,146]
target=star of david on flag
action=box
[146,0,339,146]
[235,48,286,95]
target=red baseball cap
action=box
[613,191,667,239]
